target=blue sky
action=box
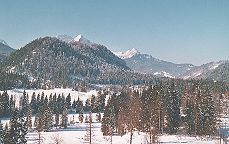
[0,0,228,65]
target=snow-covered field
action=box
[1,113,221,144]
[1,88,98,106]
[26,114,219,144]
[1,88,227,143]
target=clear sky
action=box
[0,0,228,65]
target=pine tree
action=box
[66,93,71,110]
[9,95,15,117]
[43,106,53,131]
[91,95,96,112]
[3,123,11,144]
[166,80,181,134]
[72,99,77,110]
[84,98,91,112]
[0,120,3,144]
[61,107,68,128]
[30,92,37,114]
[26,105,33,129]
[0,91,10,117]
[8,108,28,143]
[101,96,115,136]
[20,90,29,117]
[55,113,60,127]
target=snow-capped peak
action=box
[56,35,73,43]
[56,34,93,46]
[72,34,92,46]
[0,39,9,46]
[113,48,140,59]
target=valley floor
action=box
[24,113,222,144]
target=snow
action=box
[0,88,227,143]
[72,34,92,46]
[153,71,175,78]
[112,48,140,59]
[0,88,98,107]
[1,113,219,144]
[0,39,8,46]
[209,61,223,70]
[56,35,74,43]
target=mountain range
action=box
[0,34,228,89]
[0,39,15,62]
[113,48,229,82]
[1,35,154,89]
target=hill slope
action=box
[114,48,194,78]
[180,60,229,82]
[2,37,139,88]
[0,40,15,62]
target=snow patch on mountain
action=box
[0,39,9,46]
[57,34,93,46]
[113,48,140,59]
[209,61,223,70]
[181,61,225,79]
[153,71,175,78]
[56,35,73,43]
[72,34,93,46]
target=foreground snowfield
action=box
[0,88,226,143]
[1,113,220,144]
[25,114,218,144]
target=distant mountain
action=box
[112,48,140,59]
[206,61,229,82]
[180,60,229,82]
[0,39,15,62]
[0,39,9,46]
[113,48,194,78]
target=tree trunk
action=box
[130,127,133,144]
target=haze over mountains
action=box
[0,34,228,87]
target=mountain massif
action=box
[115,48,194,78]
[113,48,229,82]
[1,36,156,89]
[0,35,228,90]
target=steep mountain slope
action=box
[207,61,229,82]
[2,37,133,88]
[180,60,229,82]
[114,48,194,78]
[0,40,15,62]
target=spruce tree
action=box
[66,93,71,110]
[166,80,181,134]
[0,120,3,144]
[8,108,28,143]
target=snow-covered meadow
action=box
[1,113,219,144]
[1,88,98,107]
[0,88,227,143]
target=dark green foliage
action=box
[166,80,181,134]
[0,70,28,90]
[101,96,115,136]
[8,109,28,144]
[66,93,71,109]
[0,120,3,143]
[35,106,53,132]
[0,91,10,117]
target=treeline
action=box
[101,79,228,143]
[0,70,28,91]
[0,90,106,143]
